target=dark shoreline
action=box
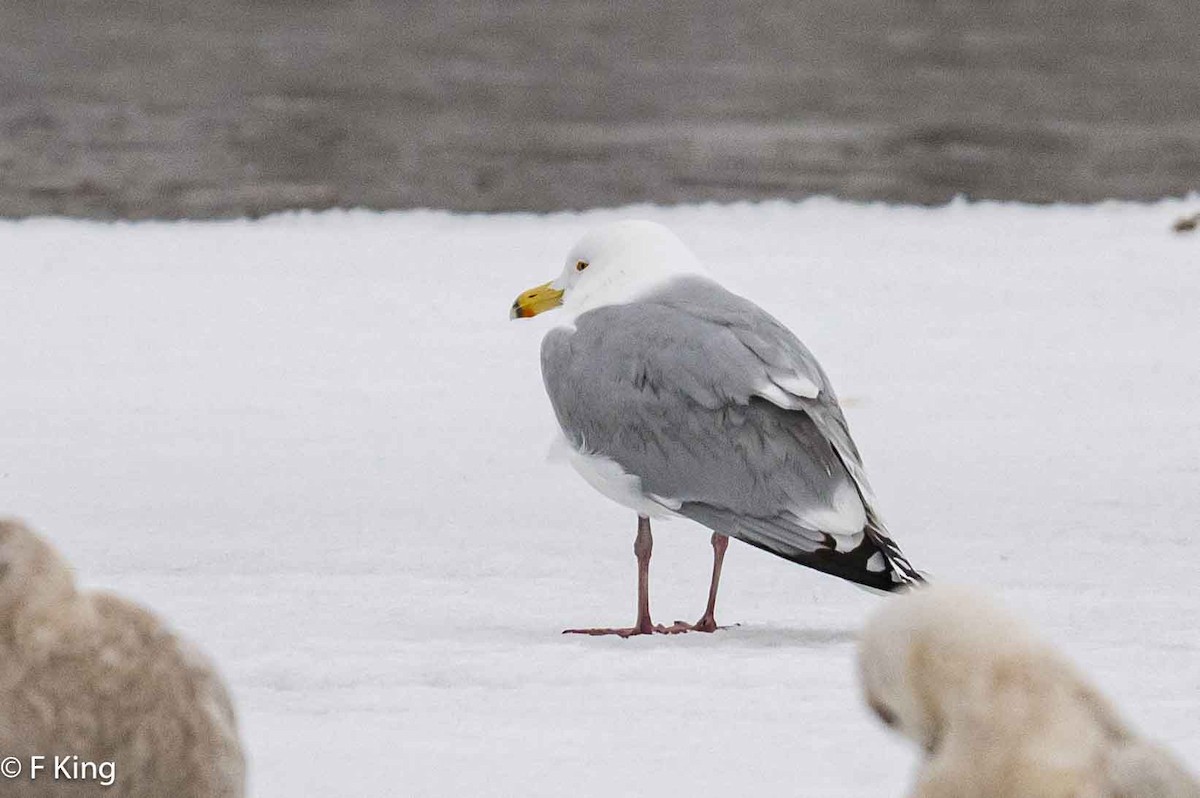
[3,0,1198,219]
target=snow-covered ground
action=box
[1,200,1197,796]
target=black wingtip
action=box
[678,502,923,594]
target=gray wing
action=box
[541,275,920,591]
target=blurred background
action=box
[2,0,1197,219]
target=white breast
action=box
[551,435,680,519]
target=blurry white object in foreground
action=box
[0,519,245,798]
[859,585,1200,798]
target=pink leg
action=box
[631,516,654,633]
[564,516,679,637]
[693,533,729,632]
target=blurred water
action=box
[1,0,1198,218]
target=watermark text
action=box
[1,755,115,787]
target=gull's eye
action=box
[575,260,589,272]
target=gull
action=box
[511,220,921,636]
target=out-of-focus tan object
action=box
[1172,212,1200,233]
[858,585,1200,798]
[0,518,245,797]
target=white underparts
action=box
[556,435,681,519]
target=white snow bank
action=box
[1,199,1197,796]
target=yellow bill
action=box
[510,281,564,319]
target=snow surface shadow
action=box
[704,625,858,648]
[554,625,858,648]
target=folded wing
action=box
[541,276,921,591]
